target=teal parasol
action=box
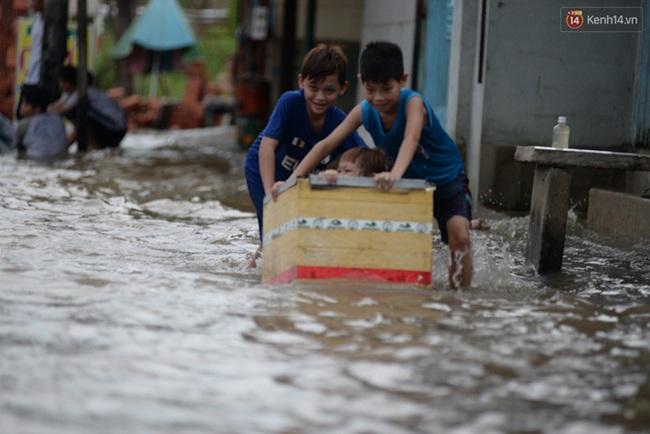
[112,0,199,97]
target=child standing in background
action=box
[244,44,367,267]
[15,0,45,120]
[274,41,475,289]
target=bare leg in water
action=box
[249,245,262,268]
[471,218,490,231]
[447,215,473,289]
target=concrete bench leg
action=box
[526,165,572,274]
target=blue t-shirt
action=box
[361,88,464,187]
[245,89,366,180]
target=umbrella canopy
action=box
[112,0,197,58]
[111,0,199,97]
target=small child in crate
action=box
[318,147,489,231]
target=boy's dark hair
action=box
[58,65,94,86]
[21,86,51,112]
[341,147,392,176]
[59,65,77,85]
[300,44,349,86]
[359,41,404,83]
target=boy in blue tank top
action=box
[245,44,367,267]
[275,41,474,289]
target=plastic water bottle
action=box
[552,116,570,149]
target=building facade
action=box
[247,0,650,212]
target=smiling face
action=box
[299,74,347,120]
[361,76,406,115]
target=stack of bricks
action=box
[107,87,163,131]
[168,60,207,130]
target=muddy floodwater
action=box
[1,127,649,434]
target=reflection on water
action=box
[1,127,649,434]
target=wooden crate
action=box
[262,175,435,285]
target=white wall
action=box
[448,0,644,205]
[272,0,364,41]
[358,0,418,100]
[481,0,640,148]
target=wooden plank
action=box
[300,187,433,204]
[308,174,433,190]
[515,145,650,274]
[515,146,650,171]
[297,229,432,270]
[526,166,572,273]
[263,229,432,273]
[298,198,432,222]
[263,264,433,286]
[263,183,299,233]
[262,229,298,280]
[266,266,431,285]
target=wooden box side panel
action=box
[300,187,433,222]
[262,183,300,235]
[262,180,435,284]
[262,230,301,281]
[262,181,302,282]
[297,229,432,272]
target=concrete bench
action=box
[514,146,650,274]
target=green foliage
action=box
[92,0,237,99]
[92,32,117,90]
[196,26,237,78]
[94,1,237,99]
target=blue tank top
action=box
[361,89,464,187]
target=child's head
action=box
[57,65,94,92]
[30,0,44,13]
[358,41,407,115]
[58,65,77,92]
[20,86,50,117]
[338,147,391,177]
[300,44,349,87]
[359,41,404,84]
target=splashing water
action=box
[1,127,648,434]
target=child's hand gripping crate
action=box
[262,175,435,285]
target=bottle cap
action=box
[558,116,567,123]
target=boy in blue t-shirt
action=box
[275,41,474,289]
[245,44,366,266]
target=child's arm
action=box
[258,136,280,195]
[47,93,77,115]
[294,105,364,179]
[271,105,364,197]
[316,169,340,185]
[375,97,426,190]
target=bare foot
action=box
[248,245,263,268]
[470,218,490,231]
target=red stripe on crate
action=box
[264,267,298,285]
[264,266,431,285]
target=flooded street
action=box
[1,126,649,434]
